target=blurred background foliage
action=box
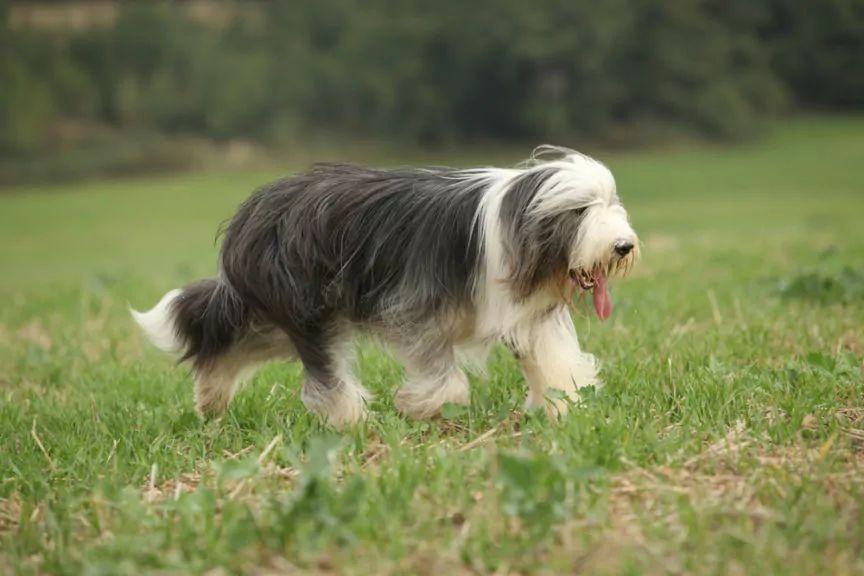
[1,0,863,183]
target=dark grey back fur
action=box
[199,164,488,379]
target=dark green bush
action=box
[1,0,861,159]
[0,52,57,155]
[765,0,864,109]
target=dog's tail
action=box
[131,278,249,367]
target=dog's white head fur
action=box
[523,149,638,276]
[474,147,638,334]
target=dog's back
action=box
[220,164,487,329]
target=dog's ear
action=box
[499,168,583,300]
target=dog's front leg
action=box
[517,307,599,417]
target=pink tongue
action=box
[592,270,612,321]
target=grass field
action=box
[1,116,863,575]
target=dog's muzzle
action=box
[568,265,612,321]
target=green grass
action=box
[1,116,863,575]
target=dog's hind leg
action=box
[194,357,251,416]
[393,342,470,420]
[294,324,370,429]
[194,327,296,417]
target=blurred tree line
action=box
[2,0,863,157]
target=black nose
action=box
[614,240,634,257]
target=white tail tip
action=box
[130,289,184,354]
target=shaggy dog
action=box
[132,148,638,427]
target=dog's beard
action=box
[567,266,611,321]
[566,253,636,321]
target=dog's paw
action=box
[325,399,369,430]
[395,370,470,420]
[524,387,581,419]
[302,379,371,430]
